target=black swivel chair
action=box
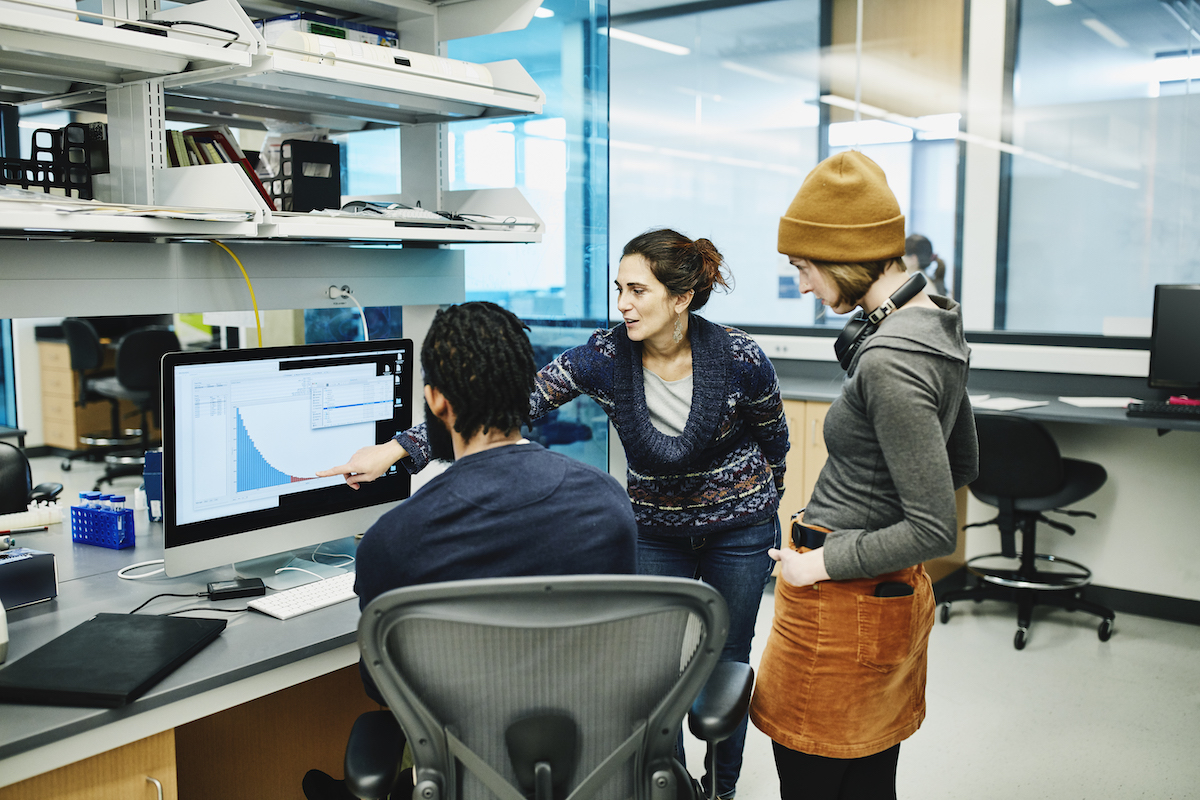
[59,317,139,471]
[338,575,752,800]
[0,442,63,515]
[939,413,1115,650]
[90,326,181,491]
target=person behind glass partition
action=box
[903,233,948,296]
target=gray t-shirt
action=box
[804,296,979,580]
[642,369,693,436]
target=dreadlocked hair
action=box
[421,301,536,440]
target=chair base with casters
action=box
[940,470,1115,650]
[60,427,143,472]
[93,450,148,491]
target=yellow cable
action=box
[209,240,262,348]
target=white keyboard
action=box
[247,571,358,620]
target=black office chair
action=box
[59,317,139,471]
[91,326,181,491]
[939,413,1115,650]
[0,441,63,515]
[337,575,752,800]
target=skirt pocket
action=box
[855,592,916,673]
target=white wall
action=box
[965,424,1200,602]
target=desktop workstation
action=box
[0,338,416,798]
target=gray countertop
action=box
[775,366,1200,433]
[0,519,361,765]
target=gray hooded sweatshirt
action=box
[806,296,979,580]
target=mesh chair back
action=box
[359,575,727,800]
[114,327,181,395]
[972,414,1065,499]
[62,318,104,372]
[0,441,32,515]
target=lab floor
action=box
[30,456,1200,799]
[687,579,1200,800]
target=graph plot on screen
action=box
[236,409,314,491]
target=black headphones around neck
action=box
[833,272,927,371]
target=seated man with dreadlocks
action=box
[304,302,637,800]
[349,301,637,702]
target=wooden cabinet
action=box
[0,730,177,800]
[777,399,832,532]
[38,340,152,451]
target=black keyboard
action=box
[1125,401,1200,420]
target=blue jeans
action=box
[637,515,781,799]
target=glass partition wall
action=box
[446,0,611,471]
[1003,0,1200,334]
[609,0,965,331]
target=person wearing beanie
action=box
[321,229,790,800]
[750,151,978,800]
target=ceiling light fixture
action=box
[1082,18,1129,48]
[1046,0,1071,6]
[720,60,787,83]
[601,27,691,56]
[533,7,554,18]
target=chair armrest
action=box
[344,710,405,800]
[687,662,754,744]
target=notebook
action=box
[0,613,226,708]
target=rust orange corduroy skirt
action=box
[749,548,935,760]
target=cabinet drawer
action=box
[38,342,71,370]
[42,395,76,423]
[43,419,78,449]
[41,368,74,397]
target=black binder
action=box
[0,613,226,708]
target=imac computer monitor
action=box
[162,338,413,577]
[1149,285,1200,392]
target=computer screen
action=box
[162,338,413,577]
[1149,285,1200,391]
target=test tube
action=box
[110,495,126,512]
[84,491,102,509]
[97,494,112,510]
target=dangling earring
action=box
[672,313,684,344]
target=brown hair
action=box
[905,233,946,287]
[809,257,904,308]
[622,228,731,311]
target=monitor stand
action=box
[235,536,359,591]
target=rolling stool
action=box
[939,413,1115,650]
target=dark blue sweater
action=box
[354,442,638,702]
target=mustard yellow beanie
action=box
[778,150,905,262]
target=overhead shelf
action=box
[162,52,544,130]
[0,7,253,103]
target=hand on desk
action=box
[317,439,407,489]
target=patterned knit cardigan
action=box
[396,314,790,536]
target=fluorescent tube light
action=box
[533,7,554,18]
[1082,18,1129,48]
[602,27,691,56]
[720,60,787,83]
[829,120,913,146]
[1046,0,1071,6]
